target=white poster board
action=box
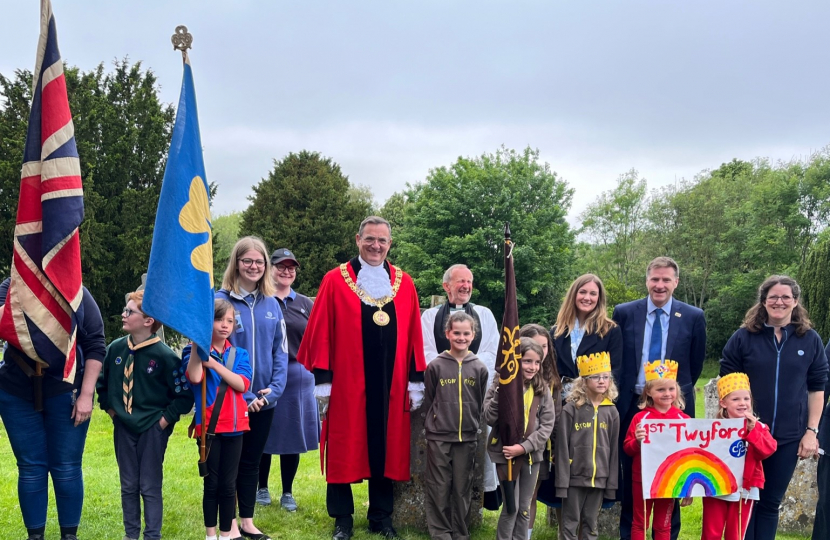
[640,418,745,499]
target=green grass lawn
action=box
[0,360,811,539]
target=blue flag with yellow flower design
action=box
[143,55,213,358]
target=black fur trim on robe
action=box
[351,257,398,478]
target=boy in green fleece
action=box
[422,311,489,540]
[97,290,194,540]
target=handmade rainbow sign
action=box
[640,418,745,499]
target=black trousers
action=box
[744,438,799,540]
[619,392,691,540]
[259,453,301,494]
[202,435,243,532]
[237,407,275,519]
[327,477,394,530]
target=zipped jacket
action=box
[423,351,489,442]
[721,325,828,443]
[741,420,777,489]
[216,288,288,409]
[623,406,690,481]
[184,342,251,435]
[483,378,555,463]
[555,398,620,499]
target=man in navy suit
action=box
[612,257,706,540]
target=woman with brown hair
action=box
[551,274,622,395]
[720,274,828,540]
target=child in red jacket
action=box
[185,299,252,540]
[701,373,777,540]
[623,360,690,540]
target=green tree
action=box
[239,151,372,296]
[377,191,410,261]
[801,233,830,342]
[212,211,243,285]
[0,60,175,341]
[394,146,575,325]
[579,170,649,289]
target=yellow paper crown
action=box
[717,373,751,401]
[577,352,611,377]
[644,359,679,381]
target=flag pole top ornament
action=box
[171,25,193,60]
[504,222,514,259]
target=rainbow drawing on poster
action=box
[649,447,738,498]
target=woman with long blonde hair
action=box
[215,236,288,540]
[551,274,622,386]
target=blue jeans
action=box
[0,388,89,529]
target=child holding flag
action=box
[701,373,777,540]
[555,352,619,540]
[185,299,252,540]
[484,337,555,540]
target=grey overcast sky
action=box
[2,1,830,223]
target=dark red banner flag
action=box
[498,223,524,450]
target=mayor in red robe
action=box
[298,216,426,540]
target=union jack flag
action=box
[0,0,84,383]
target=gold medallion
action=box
[373,310,390,326]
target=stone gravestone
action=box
[392,406,487,531]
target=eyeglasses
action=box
[122,307,144,317]
[274,264,298,274]
[766,295,794,304]
[360,236,390,246]
[239,258,266,268]
[585,375,611,382]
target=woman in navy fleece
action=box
[720,274,828,540]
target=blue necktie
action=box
[649,308,664,361]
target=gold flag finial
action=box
[171,25,193,61]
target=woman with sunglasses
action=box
[215,236,288,540]
[256,248,319,512]
[721,275,828,540]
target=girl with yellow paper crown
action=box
[701,373,777,540]
[623,360,690,540]
[554,352,620,540]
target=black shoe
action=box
[369,525,400,539]
[26,536,44,540]
[239,528,271,540]
[332,525,353,540]
[60,536,78,540]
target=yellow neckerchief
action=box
[127,334,161,351]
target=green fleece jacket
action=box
[97,335,194,434]
[555,398,620,499]
[423,351,489,442]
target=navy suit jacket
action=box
[551,324,623,381]
[611,297,706,419]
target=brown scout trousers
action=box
[560,485,604,540]
[425,439,478,540]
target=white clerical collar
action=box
[356,256,391,301]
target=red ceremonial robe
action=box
[298,260,426,484]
